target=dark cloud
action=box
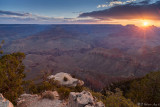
[139,0,151,4]
[0,10,98,24]
[79,1,160,20]
[0,10,31,16]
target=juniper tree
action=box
[0,40,26,104]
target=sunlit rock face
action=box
[68,91,105,107]
[48,72,84,87]
[0,94,14,107]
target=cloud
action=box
[0,10,98,24]
[139,0,151,4]
[79,1,160,20]
[0,10,31,16]
[97,0,136,8]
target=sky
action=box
[0,0,160,26]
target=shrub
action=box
[105,94,138,107]
[74,85,83,92]
[57,87,71,100]
[126,71,160,105]
[23,80,38,94]
[41,91,55,100]
[0,52,26,105]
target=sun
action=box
[143,21,149,26]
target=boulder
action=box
[48,72,84,87]
[68,91,105,107]
[0,93,14,107]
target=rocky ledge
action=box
[16,91,105,107]
[17,91,67,107]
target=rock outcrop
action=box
[48,72,84,87]
[0,94,14,107]
[17,73,105,107]
[17,91,67,107]
[68,91,105,107]
[17,94,40,107]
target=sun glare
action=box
[143,21,149,26]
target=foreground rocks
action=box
[68,91,105,107]
[16,73,104,107]
[17,91,67,107]
[0,94,14,107]
[17,94,39,107]
[48,72,84,87]
[17,90,105,107]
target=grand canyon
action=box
[1,24,160,90]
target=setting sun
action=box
[143,21,149,26]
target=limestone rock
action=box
[68,91,105,107]
[17,94,39,107]
[48,72,84,87]
[0,93,14,107]
[17,92,67,107]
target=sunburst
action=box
[143,21,149,27]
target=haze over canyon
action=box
[1,24,160,90]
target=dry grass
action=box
[41,91,55,100]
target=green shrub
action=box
[126,71,160,105]
[105,94,138,107]
[23,80,38,94]
[84,87,137,107]
[57,87,71,100]
[0,52,26,105]
[74,85,83,92]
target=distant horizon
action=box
[0,0,160,26]
[0,23,158,28]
